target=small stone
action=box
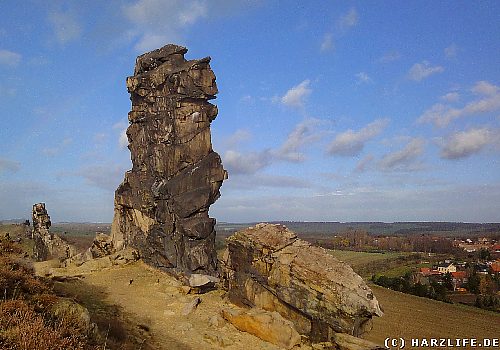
[203,332,234,347]
[189,273,219,287]
[182,297,201,316]
[208,314,225,328]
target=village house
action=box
[490,261,500,277]
[436,262,456,274]
[451,271,468,291]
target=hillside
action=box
[366,284,500,348]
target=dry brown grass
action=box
[0,237,100,350]
[364,284,500,349]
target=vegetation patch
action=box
[0,237,100,349]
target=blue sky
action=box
[0,1,499,223]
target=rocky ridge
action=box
[110,44,227,276]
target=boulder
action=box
[222,307,301,349]
[89,233,114,258]
[221,223,383,342]
[110,44,227,276]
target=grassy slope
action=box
[328,250,500,348]
[365,284,500,347]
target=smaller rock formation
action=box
[221,223,383,343]
[32,203,77,261]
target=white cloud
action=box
[42,138,73,157]
[0,49,21,67]
[338,8,358,30]
[48,10,82,44]
[444,44,458,58]
[223,149,272,175]
[225,174,312,190]
[113,121,129,149]
[222,119,323,174]
[327,118,389,156]
[408,61,444,81]
[77,164,128,191]
[355,72,373,85]
[320,32,334,52]
[124,0,208,51]
[378,138,425,171]
[418,81,500,127]
[471,80,499,96]
[226,129,252,147]
[354,154,374,173]
[0,158,21,174]
[119,129,129,149]
[378,51,401,63]
[440,92,460,103]
[281,80,312,108]
[440,128,495,160]
[274,119,322,162]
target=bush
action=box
[0,238,99,350]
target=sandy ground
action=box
[35,256,500,350]
[45,261,305,350]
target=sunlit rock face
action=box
[221,223,383,342]
[111,44,227,276]
[32,203,76,261]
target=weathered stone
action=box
[208,314,226,329]
[182,296,201,315]
[203,332,234,348]
[221,223,383,342]
[188,273,219,293]
[111,44,226,276]
[332,333,385,350]
[89,233,114,258]
[32,203,77,261]
[222,307,301,350]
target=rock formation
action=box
[32,203,76,261]
[111,44,227,276]
[221,223,383,343]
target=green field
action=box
[328,250,401,267]
[327,249,427,278]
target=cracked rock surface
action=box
[221,223,383,342]
[111,44,227,276]
[32,203,76,261]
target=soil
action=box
[48,261,303,350]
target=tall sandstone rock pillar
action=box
[32,203,52,261]
[111,44,227,276]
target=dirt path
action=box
[50,261,289,350]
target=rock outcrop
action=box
[32,203,76,261]
[221,223,383,343]
[111,44,227,276]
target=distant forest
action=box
[216,221,500,238]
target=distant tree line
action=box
[320,228,464,255]
[372,273,449,303]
